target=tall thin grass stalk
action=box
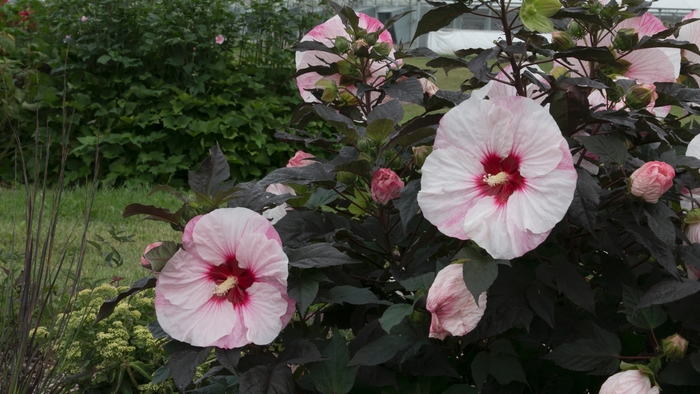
[0,47,100,393]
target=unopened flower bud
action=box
[356,136,373,152]
[568,20,585,39]
[336,171,358,184]
[365,33,378,46]
[338,90,359,107]
[371,168,404,205]
[625,83,658,110]
[599,370,659,394]
[661,334,688,359]
[613,28,639,52]
[334,36,350,53]
[552,30,575,50]
[374,41,392,57]
[352,38,369,53]
[629,161,675,203]
[412,146,432,167]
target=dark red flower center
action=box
[478,153,526,206]
[209,256,255,305]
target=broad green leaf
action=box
[379,304,414,333]
[308,331,358,394]
[455,247,510,305]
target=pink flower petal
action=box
[238,282,289,345]
[235,233,289,282]
[688,134,700,159]
[157,249,216,308]
[680,10,700,65]
[622,48,680,83]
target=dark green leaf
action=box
[122,204,181,227]
[379,304,414,333]
[412,3,472,42]
[333,160,371,176]
[215,348,241,374]
[637,278,700,309]
[456,247,510,305]
[347,334,416,366]
[471,352,490,393]
[366,119,395,143]
[553,46,619,66]
[629,225,679,278]
[188,144,230,195]
[622,285,667,329]
[167,346,213,390]
[279,340,327,365]
[644,203,676,245]
[554,260,596,314]
[658,359,700,386]
[261,163,335,187]
[239,364,294,394]
[399,272,435,292]
[307,331,358,394]
[489,339,528,386]
[425,57,470,76]
[568,168,600,233]
[398,180,420,232]
[323,286,391,305]
[148,321,168,340]
[543,325,621,375]
[580,135,629,165]
[384,77,425,104]
[526,283,555,327]
[368,99,404,124]
[443,385,477,394]
[287,243,361,269]
[152,366,171,384]
[144,241,179,272]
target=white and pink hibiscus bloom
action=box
[417,95,577,259]
[426,263,487,340]
[563,13,680,84]
[678,10,700,85]
[295,13,396,103]
[599,370,659,394]
[155,208,294,348]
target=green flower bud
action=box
[661,334,688,359]
[334,36,350,53]
[685,208,700,225]
[613,28,639,52]
[625,83,657,110]
[568,20,585,39]
[352,38,369,54]
[338,90,359,107]
[519,0,562,33]
[336,171,358,184]
[412,145,432,168]
[374,41,392,57]
[551,30,575,50]
[365,33,378,47]
[356,136,373,152]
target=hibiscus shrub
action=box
[99,0,700,393]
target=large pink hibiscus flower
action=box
[417,96,577,259]
[679,10,700,85]
[155,208,294,348]
[295,13,396,103]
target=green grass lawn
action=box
[0,185,183,286]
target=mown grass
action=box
[0,185,183,286]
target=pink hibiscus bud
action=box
[426,264,487,340]
[625,83,658,110]
[141,242,163,268]
[629,161,675,203]
[215,34,226,45]
[286,150,316,168]
[661,333,688,359]
[351,38,369,53]
[371,168,404,205]
[599,370,659,394]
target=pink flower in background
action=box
[678,10,700,84]
[565,13,680,83]
[295,13,396,103]
[418,96,577,259]
[286,150,316,168]
[418,78,439,97]
[80,16,88,22]
[155,208,294,348]
[63,35,71,43]
[215,34,226,45]
[262,183,296,224]
[140,242,163,268]
[629,161,675,203]
[371,168,404,205]
[426,264,487,340]
[599,370,659,394]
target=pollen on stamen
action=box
[483,172,509,187]
[213,276,238,296]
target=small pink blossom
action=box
[629,161,675,204]
[371,168,404,205]
[155,208,294,348]
[140,242,163,268]
[599,370,659,394]
[63,35,71,43]
[418,78,439,97]
[286,150,316,168]
[426,264,487,340]
[80,16,88,22]
[418,96,577,259]
[215,34,226,45]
